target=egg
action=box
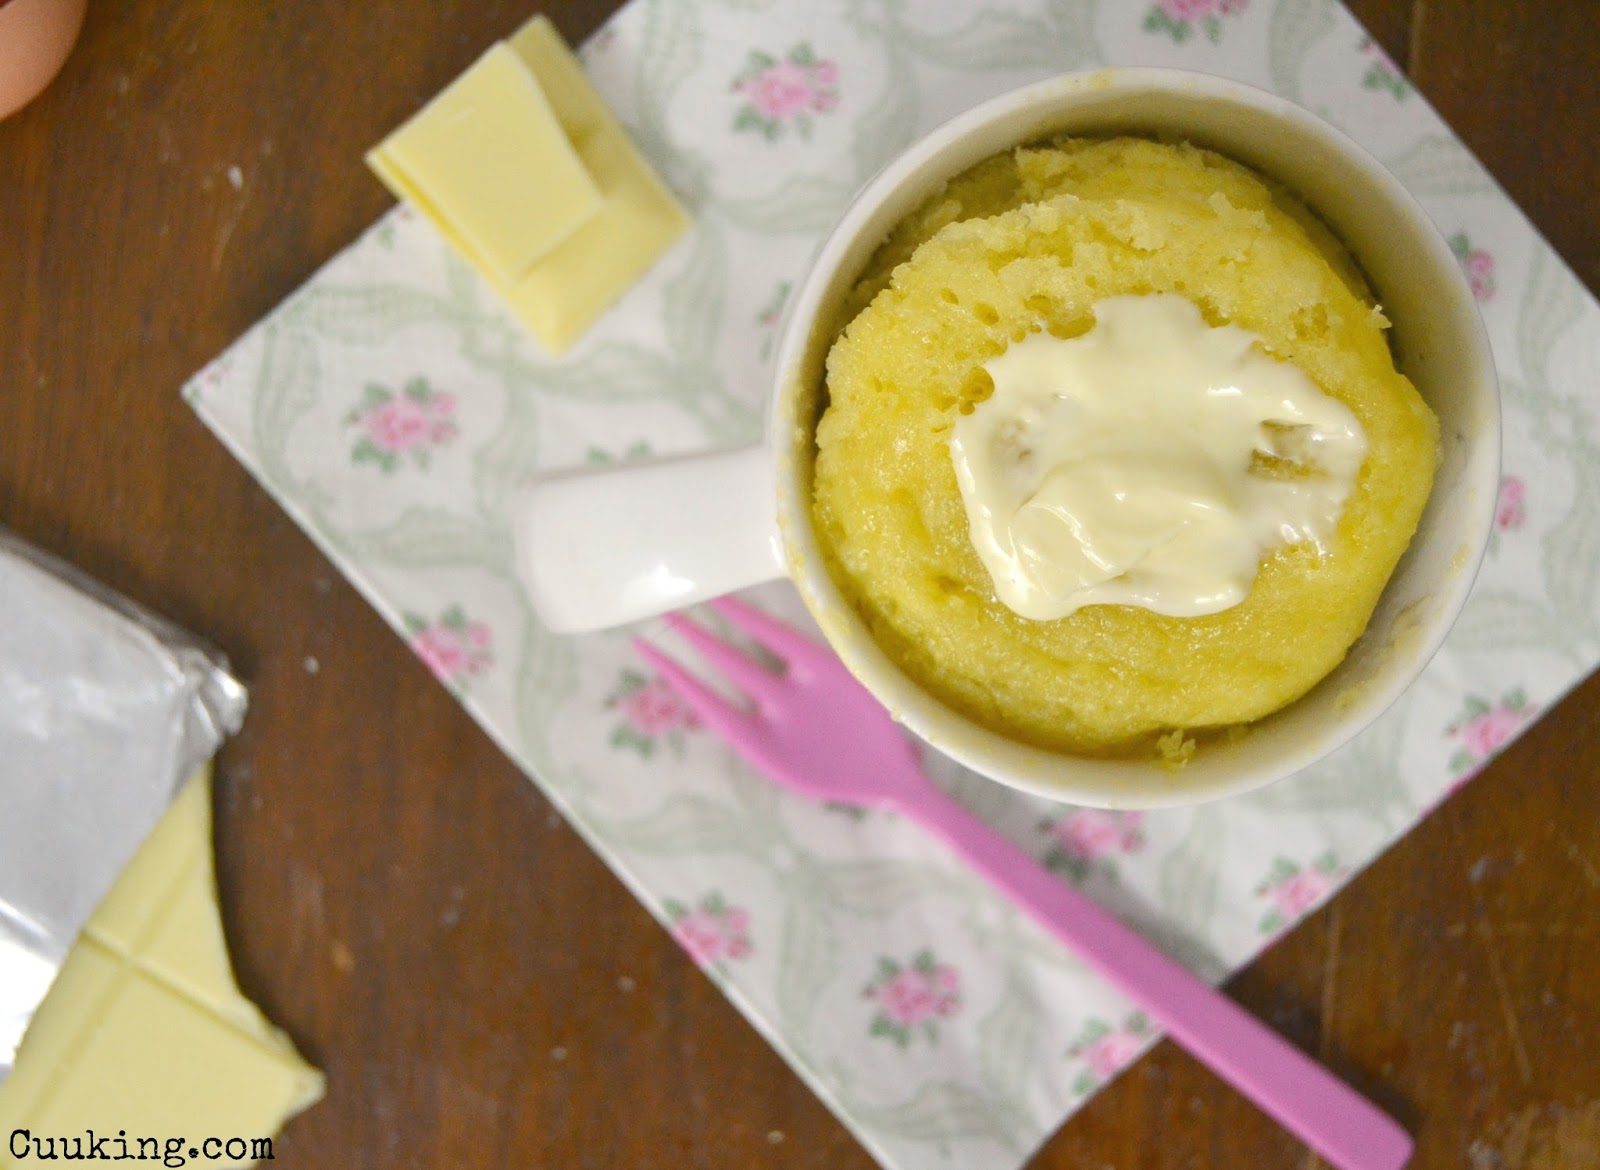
[0,0,88,121]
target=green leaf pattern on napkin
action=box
[1382,134,1498,196]
[184,3,1600,1167]
[892,1,1100,72]
[1267,0,1335,100]
[1157,804,1225,932]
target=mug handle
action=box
[513,444,784,633]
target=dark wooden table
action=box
[4,2,1597,1166]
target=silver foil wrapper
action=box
[0,528,247,1083]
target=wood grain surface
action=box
[2,2,1596,1167]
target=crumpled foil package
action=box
[0,528,247,1082]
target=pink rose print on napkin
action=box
[606,668,702,758]
[665,893,752,973]
[1495,476,1528,531]
[1254,853,1345,935]
[1066,1012,1153,1096]
[1487,475,1528,557]
[1446,688,1536,779]
[864,950,961,1048]
[1448,232,1497,302]
[184,354,235,403]
[731,44,839,142]
[1143,0,1247,45]
[1360,36,1411,99]
[757,279,792,360]
[1040,809,1146,882]
[345,377,458,473]
[403,605,492,692]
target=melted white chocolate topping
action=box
[950,294,1367,620]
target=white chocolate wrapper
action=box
[0,528,246,1082]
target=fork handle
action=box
[905,785,1412,1170]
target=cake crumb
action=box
[1156,729,1196,770]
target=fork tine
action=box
[632,637,758,743]
[665,611,781,700]
[707,595,822,667]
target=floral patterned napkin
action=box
[184,2,1600,1167]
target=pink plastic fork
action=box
[636,596,1412,1170]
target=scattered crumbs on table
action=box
[1469,1100,1600,1170]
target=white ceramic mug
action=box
[515,68,1500,808]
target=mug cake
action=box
[811,136,1439,760]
